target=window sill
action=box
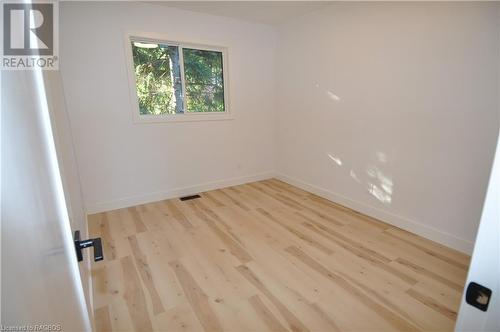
[132,113,234,124]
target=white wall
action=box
[60,2,499,254]
[60,2,276,213]
[275,2,500,254]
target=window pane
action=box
[131,41,183,115]
[183,48,225,113]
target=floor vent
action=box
[180,194,201,201]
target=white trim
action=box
[124,33,232,124]
[132,112,234,123]
[85,171,274,214]
[178,42,187,113]
[275,172,474,255]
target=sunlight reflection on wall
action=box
[365,151,393,204]
[328,153,343,166]
[350,170,361,184]
[326,150,394,205]
[313,83,341,102]
[326,91,341,102]
[319,82,393,206]
[366,150,393,204]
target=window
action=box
[126,36,230,122]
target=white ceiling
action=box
[148,1,332,26]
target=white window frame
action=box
[124,33,232,123]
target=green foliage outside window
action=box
[131,40,225,115]
[183,48,225,113]
[132,43,180,115]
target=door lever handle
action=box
[74,230,103,262]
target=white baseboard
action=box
[275,172,474,255]
[85,171,274,214]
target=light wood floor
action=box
[88,179,470,332]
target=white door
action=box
[1,67,91,330]
[43,69,95,318]
[455,132,500,332]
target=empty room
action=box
[2,1,499,331]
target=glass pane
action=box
[183,48,225,113]
[131,40,183,115]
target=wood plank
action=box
[395,258,463,291]
[385,228,469,266]
[255,208,334,255]
[218,188,251,211]
[410,280,462,311]
[121,256,154,331]
[99,213,116,260]
[169,259,223,332]
[384,231,468,270]
[127,235,165,315]
[202,191,225,208]
[284,246,421,332]
[248,295,289,332]
[299,216,391,262]
[153,303,204,332]
[127,206,147,233]
[236,265,310,332]
[164,200,193,230]
[191,200,245,245]
[95,306,112,332]
[186,201,253,264]
[309,303,341,332]
[406,289,457,321]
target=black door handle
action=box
[465,282,492,312]
[74,230,103,262]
